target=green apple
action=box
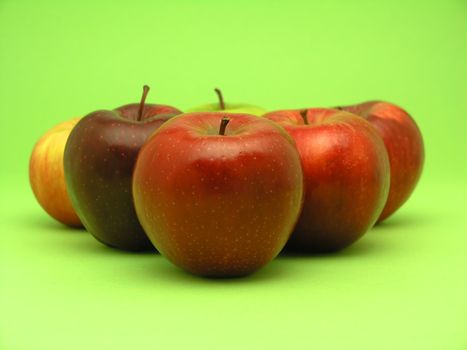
[186,88,267,116]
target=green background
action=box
[1,0,466,349]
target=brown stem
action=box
[214,88,225,110]
[219,117,230,135]
[138,85,150,121]
[300,109,309,125]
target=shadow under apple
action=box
[372,211,430,231]
[278,236,379,260]
[19,209,434,285]
[21,212,157,255]
[22,212,85,233]
[141,256,291,285]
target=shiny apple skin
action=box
[29,118,82,227]
[132,112,304,277]
[64,104,181,251]
[337,101,424,222]
[264,108,390,252]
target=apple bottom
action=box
[287,177,386,253]
[286,141,389,253]
[30,153,82,226]
[135,169,302,277]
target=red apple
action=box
[64,86,182,251]
[264,108,390,252]
[336,101,424,222]
[29,118,82,227]
[132,112,304,277]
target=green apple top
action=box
[186,88,267,116]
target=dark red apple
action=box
[264,108,390,252]
[336,101,424,222]
[64,86,182,251]
[132,112,304,277]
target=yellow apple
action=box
[29,118,82,227]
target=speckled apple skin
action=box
[264,108,390,252]
[64,104,181,251]
[29,118,82,227]
[132,112,304,277]
[337,101,424,222]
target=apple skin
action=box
[336,101,424,222]
[29,118,83,227]
[132,112,304,277]
[264,108,390,252]
[187,87,266,116]
[64,102,182,251]
[186,103,267,116]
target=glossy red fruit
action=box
[264,108,390,252]
[133,112,304,277]
[336,101,424,222]
[64,86,182,251]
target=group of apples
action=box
[29,86,424,277]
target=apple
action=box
[64,86,182,251]
[186,88,267,116]
[132,112,304,277]
[335,101,424,222]
[264,108,390,252]
[29,118,83,227]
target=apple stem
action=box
[300,109,309,125]
[219,117,230,135]
[214,88,225,110]
[138,85,150,121]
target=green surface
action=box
[1,0,466,349]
